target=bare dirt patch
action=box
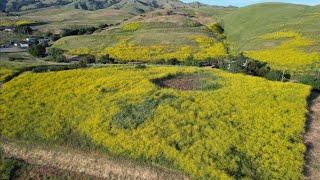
[304,90,320,179]
[153,73,219,91]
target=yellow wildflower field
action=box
[0,66,311,179]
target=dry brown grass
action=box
[1,140,189,180]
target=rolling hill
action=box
[223,3,320,73]
[1,0,198,12]
[1,0,234,32]
[53,9,228,62]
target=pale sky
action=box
[182,0,320,7]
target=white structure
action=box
[4,28,14,32]
[19,43,29,48]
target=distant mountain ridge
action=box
[0,0,210,12]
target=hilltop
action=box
[223,3,320,75]
[1,0,208,12]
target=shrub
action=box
[266,70,291,81]
[97,54,114,64]
[121,22,141,31]
[79,54,96,64]
[297,74,320,90]
[61,27,97,37]
[14,26,32,34]
[48,48,68,63]
[167,58,180,65]
[183,55,199,66]
[0,151,23,179]
[50,34,61,41]
[78,59,88,67]
[28,44,46,57]
[207,23,224,34]
[135,64,147,69]
[154,59,166,65]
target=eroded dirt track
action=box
[305,91,320,179]
[1,140,188,180]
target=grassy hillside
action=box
[53,10,228,62]
[1,0,191,12]
[2,1,235,32]
[223,3,320,73]
[14,7,133,32]
[0,65,311,179]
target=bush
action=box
[61,27,97,37]
[297,74,320,90]
[97,54,114,64]
[0,150,23,179]
[79,54,96,64]
[167,58,180,65]
[14,26,32,34]
[78,59,88,67]
[183,55,199,66]
[28,44,46,57]
[48,48,68,62]
[135,64,147,69]
[266,70,291,81]
[154,59,166,65]
[50,34,60,41]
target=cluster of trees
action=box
[28,44,47,57]
[29,44,117,65]
[46,23,114,41]
[14,25,33,34]
[60,27,98,37]
[182,55,291,81]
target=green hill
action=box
[223,3,320,73]
[53,10,228,62]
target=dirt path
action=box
[1,140,188,180]
[304,90,320,179]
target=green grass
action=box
[0,52,60,82]
[223,3,320,51]
[0,32,27,44]
[0,65,311,179]
[53,13,227,62]
[223,3,320,74]
[16,6,134,32]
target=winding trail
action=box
[304,90,320,179]
[1,140,188,180]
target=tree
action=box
[48,48,68,62]
[28,44,46,57]
[14,26,33,34]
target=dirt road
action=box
[304,90,320,179]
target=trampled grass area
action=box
[0,65,311,179]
